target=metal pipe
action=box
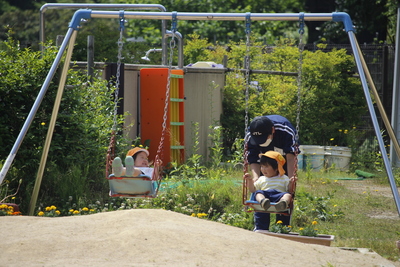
[354,40,400,161]
[141,48,163,61]
[90,11,337,21]
[0,27,76,185]
[28,29,78,216]
[391,6,400,167]
[165,30,184,68]
[348,31,400,216]
[39,3,167,64]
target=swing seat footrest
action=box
[244,200,290,215]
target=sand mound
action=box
[0,209,397,266]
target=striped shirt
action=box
[254,174,289,193]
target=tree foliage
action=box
[0,35,123,211]
[185,36,367,149]
[1,0,396,61]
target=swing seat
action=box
[107,174,157,198]
[244,193,291,215]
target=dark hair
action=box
[260,155,278,170]
[132,151,145,161]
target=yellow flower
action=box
[41,122,46,126]
[344,129,348,134]
[299,227,304,231]
[45,206,51,211]
[338,129,342,132]
[69,209,74,213]
[276,220,283,224]
[50,205,56,210]
[330,138,334,141]
[334,204,337,207]
[312,221,318,225]
[38,211,44,216]
[55,210,61,215]
[82,207,89,212]
[73,210,80,214]
[191,213,196,217]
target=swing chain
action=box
[106,13,125,179]
[154,14,177,177]
[296,13,305,142]
[244,12,251,136]
[294,13,305,177]
[112,11,125,132]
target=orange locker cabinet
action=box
[140,68,184,165]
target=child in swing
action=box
[112,147,150,177]
[244,151,294,212]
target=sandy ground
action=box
[0,209,398,267]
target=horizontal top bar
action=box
[70,10,354,32]
[40,4,167,12]
[90,11,335,21]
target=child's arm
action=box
[288,176,297,193]
[244,173,256,193]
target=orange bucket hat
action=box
[259,151,286,176]
[126,147,149,158]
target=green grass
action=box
[295,169,400,262]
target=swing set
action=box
[0,8,399,217]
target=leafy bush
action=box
[0,35,125,212]
[189,37,368,149]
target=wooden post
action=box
[87,35,94,83]
[56,35,64,47]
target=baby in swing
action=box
[112,147,151,177]
[244,151,293,212]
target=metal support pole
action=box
[165,30,184,68]
[0,27,76,186]
[391,6,400,167]
[348,31,400,216]
[28,29,78,215]
[39,3,167,63]
[354,41,400,160]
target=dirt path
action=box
[1,209,399,267]
[341,178,400,219]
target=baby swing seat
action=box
[107,174,157,198]
[244,192,291,215]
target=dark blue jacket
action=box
[245,115,299,164]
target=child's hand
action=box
[243,173,252,180]
[290,176,298,183]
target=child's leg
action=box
[255,193,270,211]
[275,193,292,211]
[112,157,124,176]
